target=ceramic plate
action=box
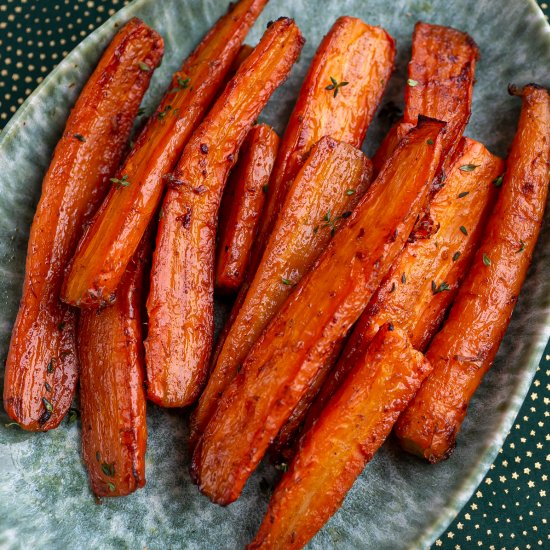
[1,1,549,548]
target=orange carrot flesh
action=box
[251,17,395,274]
[215,124,279,294]
[395,84,550,463]
[3,19,163,431]
[78,231,151,497]
[61,0,268,308]
[303,138,504,436]
[191,119,446,504]
[144,18,304,408]
[247,325,431,550]
[190,137,373,447]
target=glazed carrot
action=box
[61,0,268,308]
[2,19,163,431]
[79,230,151,498]
[252,16,395,272]
[372,22,478,174]
[145,18,304,408]
[191,119,446,504]
[191,137,372,446]
[395,84,550,463]
[301,138,504,439]
[247,325,431,550]
[215,124,279,294]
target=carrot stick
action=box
[3,19,163,431]
[395,84,550,463]
[190,137,372,447]
[215,124,279,294]
[247,325,431,550]
[300,138,504,442]
[191,118,446,504]
[61,0,268,308]
[78,229,151,498]
[145,18,304,408]
[372,22,478,174]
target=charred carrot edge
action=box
[61,0,268,308]
[145,18,304,409]
[249,16,395,281]
[247,325,431,550]
[191,119,446,504]
[215,124,279,294]
[373,22,478,175]
[79,229,152,497]
[300,137,505,443]
[3,19,163,431]
[395,84,550,463]
[190,137,373,447]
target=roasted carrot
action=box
[191,119,446,504]
[372,22,478,174]
[3,19,163,431]
[145,18,304,408]
[300,137,504,441]
[79,229,151,498]
[247,325,431,550]
[395,84,550,463]
[251,17,395,273]
[215,124,279,294]
[61,0,268,308]
[190,137,372,447]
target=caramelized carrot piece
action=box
[3,19,163,431]
[79,230,151,498]
[190,137,372,446]
[145,18,304,408]
[302,138,504,439]
[252,17,395,272]
[61,0,268,308]
[191,119,446,504]
[248,325,431,550]
[395,85,550,463]
[373,22,478,174]
[215,124,279,294]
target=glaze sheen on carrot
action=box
[395,84,550,463]
[251,16,395,273]
[372,22,478,174]
[247,325,431,550]
[215,124,279,294]
[145,18,304,408]
[190,137,373,447]
[61,0,268,308]
[191,119,446,504]
[3,18,163,431]
[303,138,504,435]
[79,230,151,498]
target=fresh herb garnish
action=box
[325,76,349,98]
[492,174,504,187]
[110,174,131,188]
[452,251,461,262]
[345,189,356,196]
[137,107,146,116]
[281,277,292,286]
[389,282,396,293]
[67,408,79,424]
[101,462,116,478]
[138,61,151,72]
[457,191,469,198]
[157,105,172,119]
[459,225,468,235]
[73,133,86,142]
[401,272,407,284]
[42,397,54,413]
[431,280,451,294]
[47,359,55,373]
[516,240,526,253]
[459,164,479,172]
[482,253,491,266]
[108,482,116,492]
[44,382,52,392]
[262,184,269,194]
[427,139,434,145]
[407,79,418,87]
[170,76,190,93]
[4,422,21,429]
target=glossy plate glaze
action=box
[0,1,549,549]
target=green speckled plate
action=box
[1,1,549,548]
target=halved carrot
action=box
[190,137,373,447]
[301,137,504,441]
[191,118,446,504]
[251,16,395,273]
[78,229,151,498]
[247,325,431,550]
[395,84,550,463]
[215,124,279,294]
[3,19,163,431]
[373,22,478,174]
[145,18,304,408]
[61,0,268,308]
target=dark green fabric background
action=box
[0,1,548,548]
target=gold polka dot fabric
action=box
[0,1,548,549]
